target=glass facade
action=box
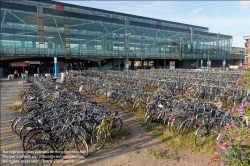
[0,0,243,61]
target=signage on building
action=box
[56,4,64,10]
[29,61,40,64]
[157,21,162,26]
[170,61,175,69]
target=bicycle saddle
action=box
[38,118,48,126]
[28,97,37,101]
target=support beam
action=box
[6,10,53,43]
[1,10,6,32]
[54,17,64,49]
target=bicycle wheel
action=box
[63,130,77,151]
[121,100,133,113]
[11,116,21,133]
[145,114,158,126]
[195,126,208,146]
[22,128,44,150]
[91,127,106,150]
[178,119,192,135]
[14,117,29,135]
[133,101,145,113]
[22,141,55,166]
[110,118,123,136]
[163,114,172,129]
[95,88,104,97]
[171,116,184,134]
[167,115,177,132]
[74,135,89,157]
[19,121,39,140]
[216,130,232,142]
[210,122,221,138]
[109,96,116,104]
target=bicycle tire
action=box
[121,100,133,113]
[210,122,221,137]
[74,134,89,157]
[167,115,176,132]
[171,116,184,134]
[95,88,103,97]
[19,121,39,140]
[14,117,29,135]
[145,115,157,126]
[178,119,192,135]
[22,128,44,150]
[110,118,123,136]
[133,101,144,113]
[109,96,116,104]
[91,127,106,150]
[11,116,21,133]
[195,126,207,146]
[22,140,55,166]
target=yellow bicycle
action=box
[91,111,123,150]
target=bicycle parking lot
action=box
[1,68,249,166]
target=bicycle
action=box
[91,110,123,150]
[195,112,222,146]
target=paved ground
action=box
[0,77,218,166]
[0,78,23,166]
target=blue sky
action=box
[58,1,250,47]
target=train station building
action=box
[0,0,245,75]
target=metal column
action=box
[125,18,130,70]
[54,57,58,78]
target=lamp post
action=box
[125,32,131,80]
[207,48,210,68]
[124,18,131,80]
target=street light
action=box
[125,32,131,67]
[207,48,211,68]
[125,32,131,80]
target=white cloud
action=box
[188,8,203,17]
[240,1,250,10]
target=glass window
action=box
[71,7,79,13]
[38,2,48,8]
[28,1,37,7]
[22,1,30,5]
[79,8,86,14]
